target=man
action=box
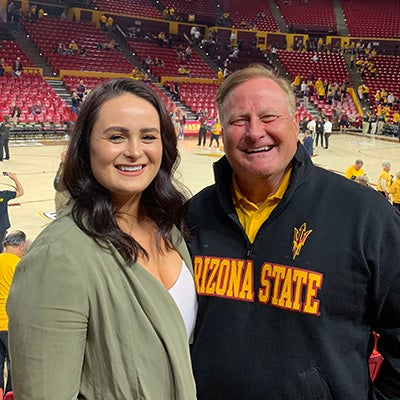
[315,115,324,147]
[1,115,10,161]
[0,230,28,394]
[186,64,400,399]
[306,116,316,139]
[10,101,21,125]
[323,117,332,149]
[345,159,365,180]
[0,172,24,252]
[11,57,23,78]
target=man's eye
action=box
[261,115,278,122]
[230,119,247,126]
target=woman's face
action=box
[90,93,163,204]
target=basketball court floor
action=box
[2,132,399,242]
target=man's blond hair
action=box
[216,64,296,124]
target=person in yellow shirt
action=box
[0,231,28,394]
[106,16,113,32]
[388,171,400,212]
[100,14,107,31]
[217,68,224,83]
[377,161,392,199]
[345,159,365,181]
[68,40,79,54]
[392,111,400,125]
[209,117,222,148]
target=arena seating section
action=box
[341,0,400,39]
[93,0,162,19]
[170,82,219,116]
[0,40,34,69]
[211,0,278,32]
[362,55,400,111]
[159,0,217,24]
[23,18,133,74]
[0,74,74,123]
[127,39,215,79]
[0,0,398,140]
[275,0,337,34]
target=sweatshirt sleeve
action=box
[372,211,400,398]
[7,242,89,400]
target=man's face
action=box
[221,77,299,191]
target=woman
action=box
[376,161,392,199]
[7,79,197,399]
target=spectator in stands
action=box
[10,102,21,125]
[99,13,106,31]
[229,47,239,58]
[176,44,184,61]
[154,57,164,66]
[168,7,175,20]
[11,56,22,78]
[70,91,81,114]
[217,67,224,83]
[185,46,192,61]
[178,66,190,76]
[0,230,29,395]
[157,31,166,47]
[55,42,67,54]
[68,40,79,54]
[193,28,201,46]
[190,25,197,41]
[7,78,197,400]
[31,100,42,120]
[104,39,118,51]
[60,9,67,20]
[0,58,5,77]
[7,2,15,22]
[106,15,113,32]
[229,31,237,47]
[12,7,21,33]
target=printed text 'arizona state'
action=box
[193,256,323,316]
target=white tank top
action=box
[169,261,198,338]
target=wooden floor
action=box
[2,132,400,242]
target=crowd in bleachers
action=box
[0,0,397,141]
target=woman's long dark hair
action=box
[63,78,190,265]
